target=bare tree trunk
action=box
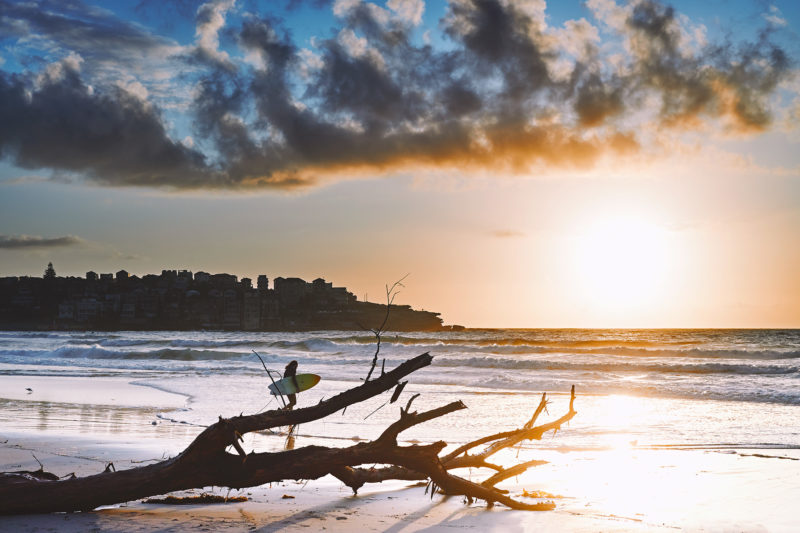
[0,353,576,515]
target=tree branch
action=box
[0,352,576,517]
[331,387,577,502]
[365,274,409,381]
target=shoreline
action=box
[1,327,798,532]
[1,378,799,531]
[0,375,188,408]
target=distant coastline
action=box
[0,268,450,332]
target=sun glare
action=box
[568,213,674,316]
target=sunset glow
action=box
[0,0,798,328]
[1,3,799,529]
[568,214,674,314]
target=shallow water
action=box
[0,329,798,451]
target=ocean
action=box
[1,329,798,455]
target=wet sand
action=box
[1,376,799,532]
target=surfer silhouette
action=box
[283,360,299,410]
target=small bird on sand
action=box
[25,388,33,393]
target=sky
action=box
[1,0,799,328]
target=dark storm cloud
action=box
[0,64,214,187]
[572,72,625,127]
[0,235,84,249]
[312,44,408,125]
[625,0,789,131]
[444,0,554,100]
[0,0,793,190]
[203,1,640,183]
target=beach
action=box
[2,0,798,528]
[1,330,799,531]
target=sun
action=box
[567,213,674,315]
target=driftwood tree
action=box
[0,352,577,515]
[362,273,408,382]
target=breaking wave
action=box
[3,346,249,361]
[433,355,798,376]
[1,329,798,406]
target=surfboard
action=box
[268,373,321,396]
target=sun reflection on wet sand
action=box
[571,447,706,519]
[522,445,800,531]
[568,395,715,520]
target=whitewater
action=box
[0,329,798,453]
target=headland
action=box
[0,269,445,332]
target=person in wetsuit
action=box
[283,360,299,410]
